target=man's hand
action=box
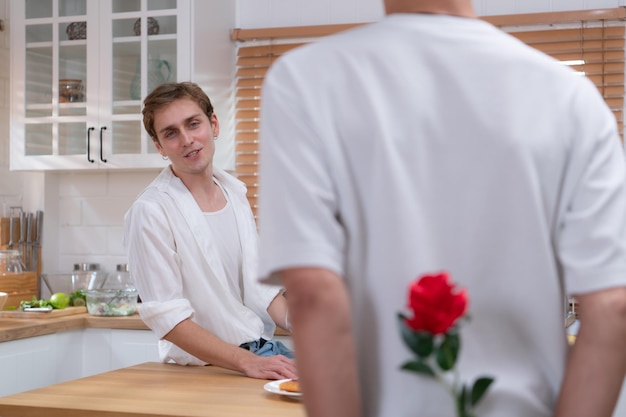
[164,318,297,380]
[240,353,297,380]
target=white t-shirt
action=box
[257,13,626,417]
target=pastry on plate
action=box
[279,379,300,393]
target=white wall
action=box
[0,0,21,215]
[2,0,626,277]
[235,0,626,28]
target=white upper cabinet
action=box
[10,0,191,170]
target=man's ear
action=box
[211,113,220,138]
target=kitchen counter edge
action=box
[0,313,290,343]
[0,313,149,343]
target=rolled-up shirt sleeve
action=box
[138,298,194,339]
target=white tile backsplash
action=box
[3,0,626,275]
[81,196,132,227]
[59,197,82,227]
[59,226,108,256]
[58,172,107,197]
[106,226,125,256]
[107,171,158,197]
[52,172,158,272]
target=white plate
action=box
[264,379,303,398]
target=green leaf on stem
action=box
[397,313,434,358]
[457,384,471,417]
[400,360,436,377]
[436,332,460,371]
[470,376,495,406]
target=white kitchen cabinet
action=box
[0,328,159,396]
[0,330,83,396]
[82,328,160,377]
[10,0,191,171]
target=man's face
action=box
[152,98,219,176]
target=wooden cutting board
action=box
[0,306,87,319]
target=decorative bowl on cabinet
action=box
[66,21,86,40]
[133,17,159,36]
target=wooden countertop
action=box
[0,312,149,342]
[0,362,305,417]
[0,311,289,343]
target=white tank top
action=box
[203,178,244,302]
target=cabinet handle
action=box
[87,127,95,163]
[99,126,108,163]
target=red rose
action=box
[405,272,468,335]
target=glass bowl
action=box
[85,289,138,316]
[41,272,100,295]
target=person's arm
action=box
[267,291,290,331]
[164,318,297,380]
[280,267,362,417]
[555,286,626,417]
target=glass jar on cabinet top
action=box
[10,0,191,171]
[105,263,135,290]
[73,262,107,289]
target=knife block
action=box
[0,271,39,310]
[0,217,22,249]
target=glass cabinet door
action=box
[101,0,184,166]
[22,0,90,164]
[11,0,190,170]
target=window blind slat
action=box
[512,26,624,43]
[235,132,259,142]
[236,67,270,78]
[237,153,259,163]
[236,89,262,99]
[236,142,259,153]
[236,109,260,119]
[236,121,259,131]
[236,78,264,88]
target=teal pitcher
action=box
[130,57,171,100]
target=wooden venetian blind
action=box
[234,42,306,217]
[507,23,625,138]
[233,8,626,217]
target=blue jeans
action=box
[239,338,294,359]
